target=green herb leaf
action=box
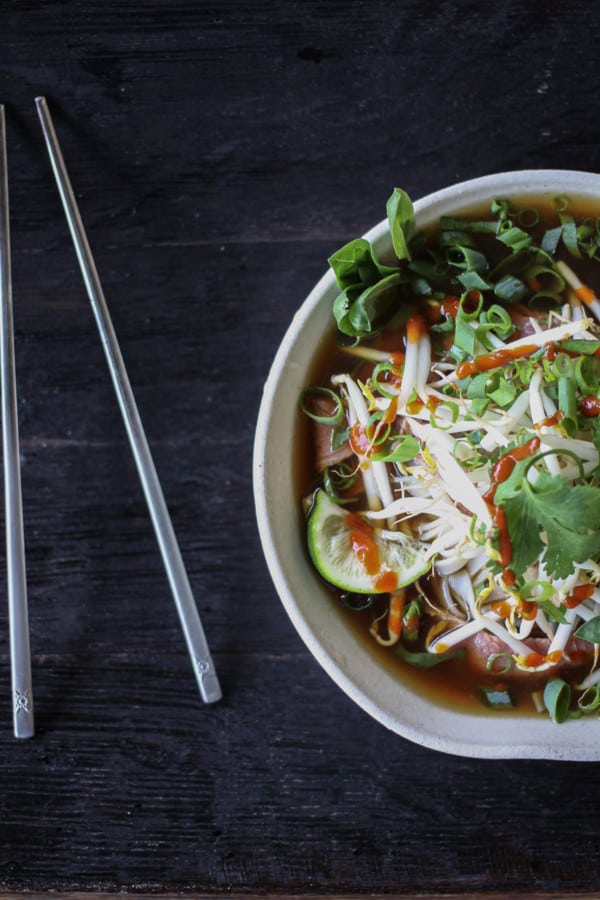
[575,616,600,644]
[386,187,415,262]
[333,272,405,338]
[494,460,600,578]
[328,237,397,291]
[371,434,420,463]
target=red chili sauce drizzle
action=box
[347,513,398,593]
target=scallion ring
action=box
[299,386,345,425]
[578,685,600,713]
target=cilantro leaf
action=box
[494,459,600,579]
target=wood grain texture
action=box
[0,0,599,895]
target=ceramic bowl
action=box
[253,169,600,759]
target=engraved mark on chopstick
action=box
[194,657,214,683]
[14,689,30,713]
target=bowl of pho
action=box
[254,170,600,759]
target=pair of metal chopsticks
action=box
[0,100,222,737]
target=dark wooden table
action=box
[1,1,600,896]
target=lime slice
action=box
[307,489,430,593]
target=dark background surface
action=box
[0,0,600,895]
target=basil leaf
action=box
[386,187,414,262]
[575,616,600,644]
[333,272,404,338]
[328,238,396,290]
[371,435,420,463]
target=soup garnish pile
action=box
[301,188,600,722]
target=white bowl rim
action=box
[254,169,600,759]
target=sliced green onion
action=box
[551,353,573,379]
[487,303,515,334]
[323,462,358,506]
[401,599,421,642]
[299,386,346,425]
[488,380,517,408]
[489,247,534,280]
[366,412,391,447]
[455,443,487,470]
[458,270,492,291]
[408,251,449,283]
[490,198,513,220]
[480,685,514,708]
[439,216,499,234]
[540,226,562,255]
[518,208,540,228]
[513,357,537,386]
[493,273,528,303]
[429,399,459,429]
[558,376,577,437]
[544,677,571,723]
[446,243,489,273]
[519,580,555,604]
[340,592,375,611]
[410,275,432,296]
[468,397,490,417]
[465,372,490,399]
[552,194,569,213]
[486,653,514,675]
[528,290,564,310]
[578,685,600,713]
[559,213,582,259]
[478,304,516,345]
[561,339,600,355]
[454,291,484,356]
[497,225,532,253]
[469,515,488,545]
[371,362,401,399]
[574,355,600,393]
[525,263,565,294]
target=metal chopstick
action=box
[0,105,34,738]
[35,96,222,704]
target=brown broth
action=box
[296,193,600,717]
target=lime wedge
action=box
[307,489,430,593]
